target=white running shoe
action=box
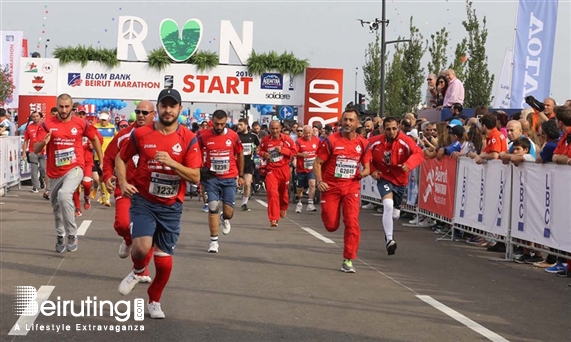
[148,301,165,319]
[306,203,317,212]
[208,241,219,253]
[139,275,152,283]
[118,270,144,295]
[295,202,302,213]
[220,213,231,235]
[361,203,375,209]
[118,239,131,259]
[409,216,419,224]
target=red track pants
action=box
[265,164,291,222]
[114,187,132,245]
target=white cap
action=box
[99,113,110,121]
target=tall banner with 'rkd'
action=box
[418,157,457,220]
[510,0,558,108]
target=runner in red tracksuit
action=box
[72,107,103,216]
[313,108,371,273]
[103,101,156,281]
[258,120,297,227]
[368,117,423,256]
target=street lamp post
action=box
[44,39,50,57]
[354,67,358,104]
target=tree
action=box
[362,31,381,114]
[0,64,15,106]
[461,0,494,107]
[384,45,406,116]
[427,27,449,75]
[448,38,467,83]
[399,17,426,113]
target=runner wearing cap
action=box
[93,111,117,207]
[116,89,202,319]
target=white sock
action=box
[308,199,314,204]
[382,198,394,241]
[242,196,249,205]
[392,208,401,220]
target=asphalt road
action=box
[1,186,569,342]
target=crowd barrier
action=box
[0,136,23,195]
[360,156,571,259]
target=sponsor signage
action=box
[302,68,343,127]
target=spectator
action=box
[423,122,450,159]
[363,120,374,138]
[446,103,468,123]
[426,74,438,108]
[474,105,488,118]
[468,114,507,164]
[492,110,509,138]
[443,69,465,107]
[502,136,535,166]
[552,106,571,165]
[536,119,560,163]
[504,120,537,158]
[0,108,15,136]
[565,99,571,108]
[543,97,556,119]
[322,124,333,138]
[434,75,449,108]
[437,124,466,159]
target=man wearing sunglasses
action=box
[197,110,244,253]
[103,100,156,274]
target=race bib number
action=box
[210,155,230,174]
[304,157,315,170]
[334,158,358,179]
[243,143,253,156]
[269,147,283,163]
[149,172,180,198]
[55,147,77,167]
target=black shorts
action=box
[92,160,102,176]
[377,178,406,209]
[244,161,256,175]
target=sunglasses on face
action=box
[119,125,129,128]
[134,109,152,115]
[297,130,303,132]
[427,78,432,81]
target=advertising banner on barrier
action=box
[453,159,511,236]
[511,162,571,252]
[56,62,304,106]
[4,137,21,185]
[0,31,24,108]
[361,175,381,201]
[406,167,419,206]
[418,157,457,219]
[302,68,343,128]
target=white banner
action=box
[511,162,571,252]
[360,175,381,201]
[0,136,21,187]
[57,61,304,105]
[19,58,59,96]
[1,31,24,108]
[492,48,513,109]
[453,158,511,236]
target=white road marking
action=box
[255,199,268,208]
[76,220,92,236]
[416,295,510,342]
[9,285,55,336]
[301,227,335,244]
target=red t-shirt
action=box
[24,122,43,154]
[295,136,321,173]
[316,132,371,186]
[120,123,202,205]
[197,128,243,179]
[258,133,297,170]
[553,127,571,157]
[103,123,137,184]
[368,132,423,186]
[81,125,103,168]
[36,115,98,178]
[484,127,508,154]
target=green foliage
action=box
[53,46,119,68]
[362,32,382,114]
[384,17,426,116]
[427,27,449,75]
[247,50,309,76]
[147,48,172,71]
[0,64,15,105]
[188,51,219,72]
[461,0,494,107]
[448,39,467,82]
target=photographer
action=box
[0,108,15,136]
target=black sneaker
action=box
[487,243,506,253]
[524,254,543,264]
[556,270,571,278]
[31,187,39,193]
[386,240,397,256]
[40,182,45,189]
[514,254,532,264]
[241,204,250,212]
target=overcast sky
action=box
[2,0,570,114]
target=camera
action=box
[525,95,545,112]
[418,132,424,140]
[369,22,379,33]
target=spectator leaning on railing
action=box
[552,106,571,165]
[536,120,560,164]
[468,114,507,164]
